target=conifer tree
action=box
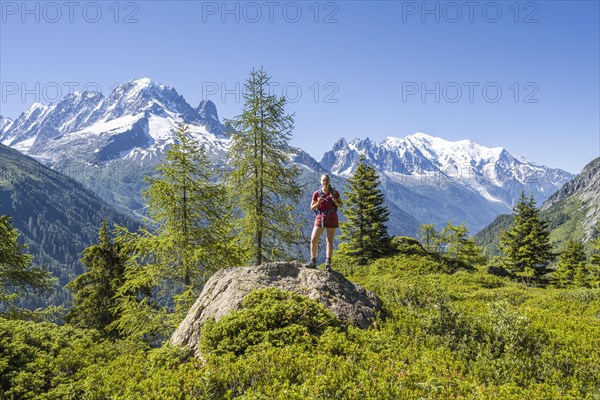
[111,124,241,340]
[554,239,586,288]
[225,67,304,265]
[499,191,554,281]
[0,215,53,310]
[66,220,128,334]
[142,123,240,287]
[339,155,391,264]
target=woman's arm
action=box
[333,192,343,208]
[310,197,322,211]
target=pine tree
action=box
[339,155,391,264]
[0,215,54,314]
[225,67,304,265]
[111,123,241,341]
[65,220,128,335]
[554,239,586,288]
[499,191,554,281]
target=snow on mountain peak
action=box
[0,116,14,135]
[28,102,49,113]
[134,77,153,86]
[3,77,229,168]
[332,137,348,151]
[320,131,574,212]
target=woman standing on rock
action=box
[304,174,343,271]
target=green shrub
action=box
[199,288,341,356]
[390,236,428,255]
[3,250,600,399]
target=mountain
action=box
[1,78,230,214]
[474,157,600,256]
[0,144,139,309]
[2,78,572,237]
[321,133,574,233]
[1,78,229,163]
[541,156,600,246]
[0,116,13,134]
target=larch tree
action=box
[111,123,241,341]
[225,67,304,265]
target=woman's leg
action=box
[325,227,337,259]
[310,226,326,259]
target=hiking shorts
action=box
[314,212,339,229]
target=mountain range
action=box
[1,78,576,235]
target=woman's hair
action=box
[320,174,330,182]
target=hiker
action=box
[304,174,343,271]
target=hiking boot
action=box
[325,264,332,272]
[303,259,317,269]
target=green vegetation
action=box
[554,239,587,288]
[65,219,128,335]
[0,215,55,318]
[1,246,598,399]
[225,67,305,265]
[339,155,392,264]
[200,288,341,357]
[105,124,242,342]
[0,143,139,310]
[418,222,485,267]
[499,191,554,282]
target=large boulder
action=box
[171,261,381,357]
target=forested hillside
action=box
[475,157,600,256]
[0,144,139,309]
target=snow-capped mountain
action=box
[0,116,14,135]
[0,78,232,214]
[0,78,229,167]
[321,133,574,232]
[2,78,576,235]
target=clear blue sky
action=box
[1,0,598,173]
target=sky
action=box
[1,0,598,174]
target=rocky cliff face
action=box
[171,262,381,357]
[541,157,600,243]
